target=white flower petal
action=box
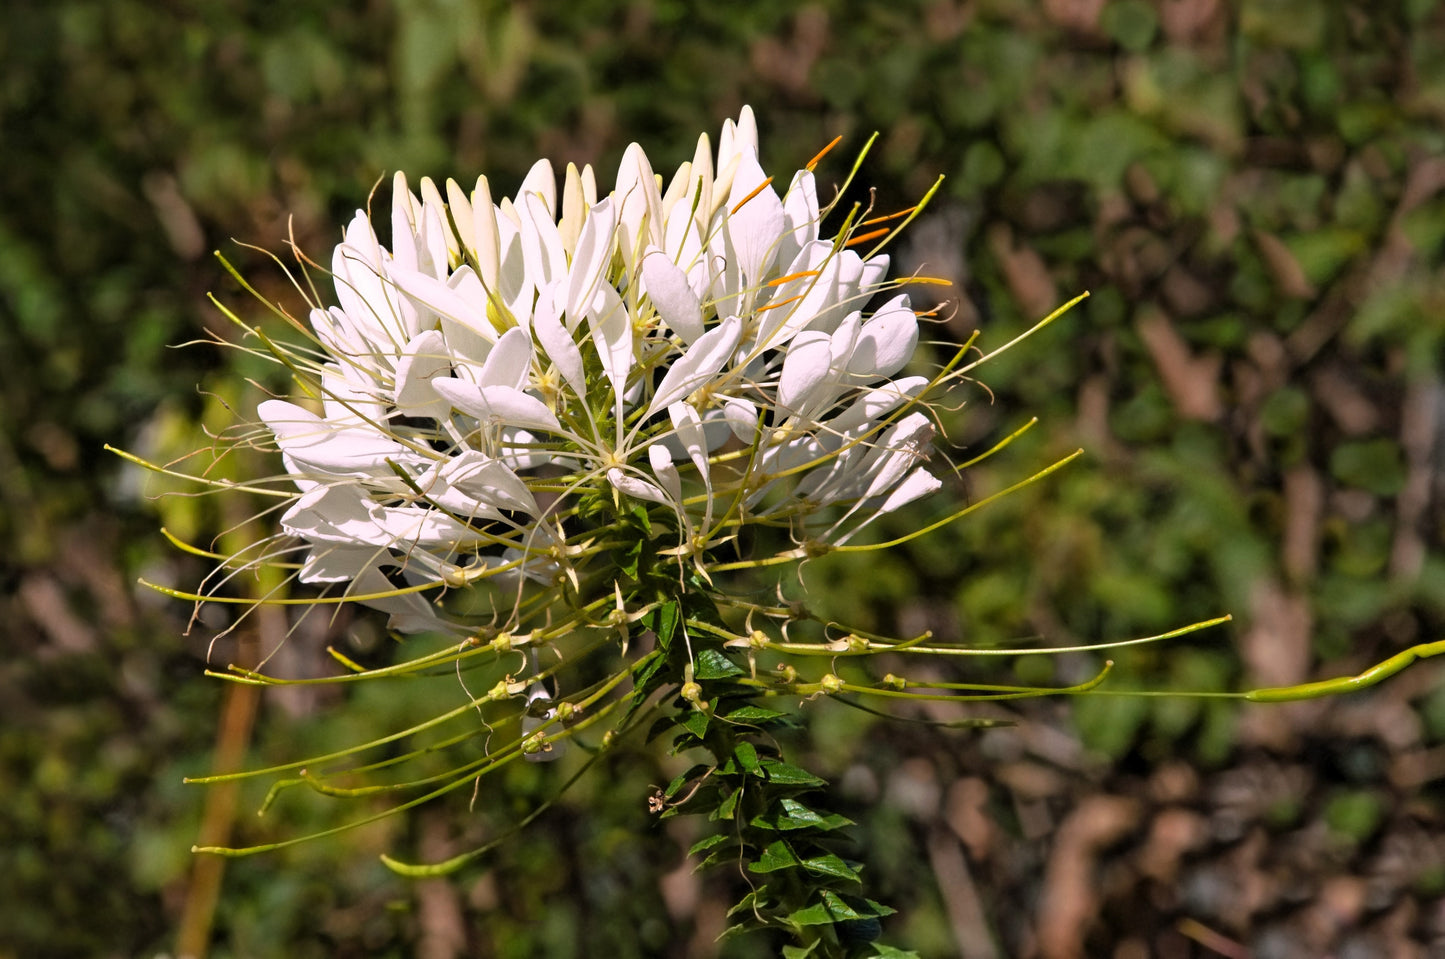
[778,169,820,272]
[722,151,785,292]
[376,503,484,549]
[645,314,742,418]
[351,563,455,634]
[826,376,930,434]
[641,249,705,344]
[606,466,670,506]
[649,443,682,507]
[565,197,617,322]
[775,330,833,416]
[722,396,759,441]
[297,545,381,584]
[421,450,539,519]
[519,191,568,292]
[587,283,632,413]
[431,379,561,433]
[281,484,388,546]
[389,264,490,349]
[848,295,917,380]
[615,142,663,271]
[394,330,452,420]
[518,158,557,216]
[531,283,586,402]
[479,326,533,392]
[260,400,413,477]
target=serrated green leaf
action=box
[756,758,827,786]
[801,852,861,882]
[694,647,745,679]
[782,944,820,958]
[747,839,800,873]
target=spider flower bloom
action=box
[259,107,940,631]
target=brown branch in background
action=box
[174,498,286,959]
[173,605,276,959]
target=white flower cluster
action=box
[259,107,940,632]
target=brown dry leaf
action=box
[1252,228,1317,300]
[1043,0,1106,33]
[1135,307,1224,420]
[1037,795,1140,959]
[1312,364,1383,436]
[1241,577,1312,689]
[927,828,1001,959]
[1281,465,1324,584]
[19,574,97,656]
[988,222,1059,321]
[945,777,997,861]
[1159,0,1226,44]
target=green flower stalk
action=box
[113,106,1444,957]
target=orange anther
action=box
[862,206,916,226]
[805,135,844,171]
[844,227,889,247]
[729,177,776,215]
[766,269,821,287]
[757,293,805,313]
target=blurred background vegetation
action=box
[3,0,1444,955]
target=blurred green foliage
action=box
[3,0,1443,954]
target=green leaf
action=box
[727,888,768,918]
[790,891,898,926]
[782,944,820,958]
[756,758,827,786]
[748,839,800,873]
[801,852,861,882]
[733,741,760,773]
[664,764,710,799]
[628,502,653,534]
[721,704,788,725]
[645,600,679,650]
[619,538,643,579]
[694,648,745,680]
[788,890,868,926]
[688,833,731,857]
[679,709,710,740]
[625,651,668,719]
[715,787,741,821]
[868,944,922,958]
[752,797,853,832]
